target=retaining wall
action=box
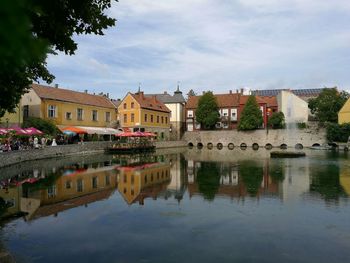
[183,127,326,149]
[0,141,187,168]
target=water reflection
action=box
[1,150,349,222]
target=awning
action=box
[59,126,122,135]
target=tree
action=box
[268,112,285,129]
[23,117,60,136]
[326,123,350,142]
[0,0,117,117]
[238,95,263,130]
[308,87,349,124]
[195,91,219,130]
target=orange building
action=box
[118,91,171,140]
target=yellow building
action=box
[0,104,23,128]
[118,91,171,139]
[338,98,350,124]
[21,84,117,129]
[117,162,171,205]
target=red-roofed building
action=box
[185,91,278,131]
[117,91,171,140]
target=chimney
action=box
[164,91,168,94]
[229,90,232,94]
[84,90,88,94]
[236,89,239,94]
[202,91,205,95]
[152,95,157,103]
[240,88,244,94]
[107,93,109,98]
[55,84,59,88]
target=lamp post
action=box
[266,108,272,134]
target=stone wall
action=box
[0,141,187,168]
[183,126,326,148]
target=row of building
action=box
[2,83,350,139]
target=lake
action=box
[1,148,350,263]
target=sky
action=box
[46,0,350,99]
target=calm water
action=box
[1,148,350,263]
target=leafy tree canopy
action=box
[195,91,219,130]
[326,122,350,142]
[308,87,349,123]
[238,95,263,130]
[268,112,285,129]
[23,117,60,136]
[0,0,117,117]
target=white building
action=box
[276,90,309,124]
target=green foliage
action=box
[326,122,350,142]
[195,91,219,130]
[239,161,263,196]
[23,117,60,136]
[196,162,220,200]
[308,88,349,123]
[0,0,116,116]
[268,112,285,129]
[238,95,263,130]
[297,122,307,129]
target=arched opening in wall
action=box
[295,143,303,150]
[207,143,213,149]
[217,143,223,150]
[188,142,194,148]
[228,143,234,150]
[197,142,203,149]
[265,143,273,150]
[240,143,247,150]
[312,143,320,147]
[280,144,288,150]
[252,143,259,150]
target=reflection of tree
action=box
[269,162,285,183]
[310,164,345,201]
[239,161,263,196]
[196,162,220,200]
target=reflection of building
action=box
[117,162,171,205]
[165,154,186,202]
[24,166,118,220]
[0,186,22,218]
[340,166,350,195]
[186,160,281,200]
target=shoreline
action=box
[0,141,187,169]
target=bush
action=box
[268,112,285,129]
[326,123,350,142]
[297,122,307,129]
[22,117,60,136]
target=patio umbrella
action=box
[63,130,77,136]
[116,131,135,137]
[143,132,156,137]
[24,127,44,135]
[133,131,146,137]
[8,127,30,135]
[0,128,7,135]
[61,126,87,134]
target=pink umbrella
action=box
[8,127,30,135]
[116,131,135,137]
[132,131,146,137]
[0,128,7,135]
[24,127,44,135]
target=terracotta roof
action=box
[186,93,240,109]
[131,92,170,113]
[239,95,277,107]
[31,84,116,109]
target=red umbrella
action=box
[116,131,134,137]
[8,127,30,135]
[0,128,7,135]
[132,131,146,137]
[143,132,156,137]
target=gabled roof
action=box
[145,92,186,104]
[31,84,116,109]
[130,92,170,113]
[239,95,278,107]
[186,93,240,109]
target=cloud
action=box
[46,0,350,98]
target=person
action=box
[51,138,57,146]
[34,137,39,149]
[41,137,46,148]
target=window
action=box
[165,117,168,124]
[150,115,153,123]
[92,177,98,189]
[105,175,110,186]
[131,113,135,122]
[144,114,148,122]
[77,179,83,192]
[66,112,72,120]
[92,110,98,121]
[77,108,83,120]
[123,175,127,183]
[161,116,164,123]
[124,114,127,123]
[23,105,29,118]
[106,112,111,122]
[131,102,134,108]
[222,109,228,117]
[131,174,134,184]
[157,115,159,123]
[187,110,193,117]
[231,108,237,121]
[65,180,72,189]
[123,103,127,109]
[47,185,56,198]
[48,105,56,118]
